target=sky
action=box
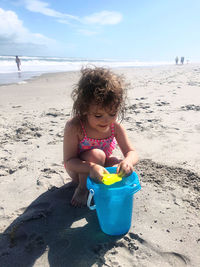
[0,0,200,61]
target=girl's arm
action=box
[115,122,138,176]
[63,119,95,173]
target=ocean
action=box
[0,55,173,85]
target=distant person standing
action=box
[175,56,179,64]
[15,56,21,71]
[180,56,184,64]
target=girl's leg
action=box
[70,173,88,207]
[64,165,79,185]
[71,149,106,207]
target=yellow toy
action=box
[102,173,122,185]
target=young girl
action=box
[63,67,138,207]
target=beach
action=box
[0,64,199,266]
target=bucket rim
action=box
[87,167,141,192]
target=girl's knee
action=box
[80,149,106,165]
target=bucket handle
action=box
[87,189,96,210]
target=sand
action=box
[0,64,199,267]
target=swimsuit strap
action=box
[111,123,115,136]
[80,120,87,137]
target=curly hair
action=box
[71,66,127,120]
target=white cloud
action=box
[23,1,122,26]
[0,8,23,38]
[83,11,122,25]
[0,7,57,54]
[0,7,54,44]
[25,0,62,17]
[21,1,122,38]
[24,0,79,22]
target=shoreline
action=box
[0,70,64,86]
[0,62,195,86]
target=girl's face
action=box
[87,104,117,132]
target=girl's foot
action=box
[71,185,88,207]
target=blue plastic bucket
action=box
[87,167,141,235]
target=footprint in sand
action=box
[14,123,42,142]
[128,232,190,266]
[45,108,69,118]
[0,165,17,177]
[155,100,170,107]
[181,104,200,111]
[25,233,45,252]
[0,207,5,217]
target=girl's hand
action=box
[90,164,109,183]
[117,160,134,177]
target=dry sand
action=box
[0,64,199,267]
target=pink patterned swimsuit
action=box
[78,121,116,157]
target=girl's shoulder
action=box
[113,121,124,130]
[113,121,126,136]
[64,117,82,137]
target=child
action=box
[63,67,138,207]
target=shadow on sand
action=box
[0,184,121,267]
